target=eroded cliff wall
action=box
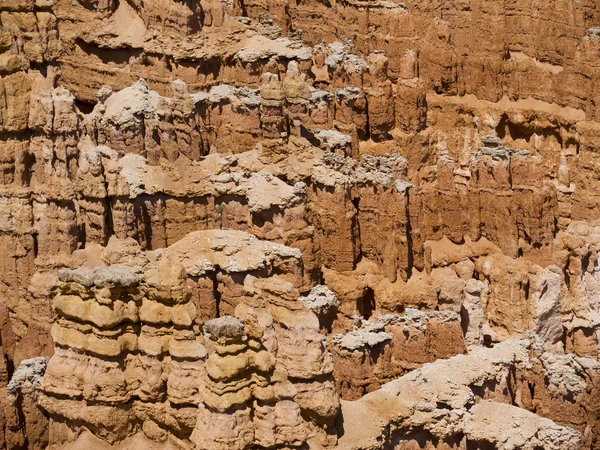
[3,0,600,448]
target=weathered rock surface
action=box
[39,231,338,449]
[4,0,600,447]
[338,336,600,450]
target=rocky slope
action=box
[3,0,600,448]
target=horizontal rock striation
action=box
[4,0,600,448]
[40,231,339,449]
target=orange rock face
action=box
[4,0,600,448]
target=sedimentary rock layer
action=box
[3,0,600,448]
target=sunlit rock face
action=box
[4,0,600,448]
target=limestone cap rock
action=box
[7,357,49,396]
[204,316,246,340]
[300,285,339,317]
[163,230,302,277]
[58,266,143,288]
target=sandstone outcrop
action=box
[39,231,339,449]
[338,335,600,450]
[4,0,600,447]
